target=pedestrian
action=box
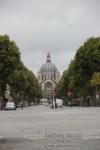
[21,102,23,110]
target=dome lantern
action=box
[47,52,51,63]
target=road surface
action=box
[0,105,100,150]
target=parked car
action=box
[50,99,63,108]
[56,99,63,107]
[5,102,16,110]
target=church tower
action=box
[37,53,60,98]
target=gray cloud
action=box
[0,0,100,75]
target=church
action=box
[37,53,60,98]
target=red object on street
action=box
[51,90,56,97]
[67,91,72,96]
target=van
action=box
[5,102,16,110]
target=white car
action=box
[50,99,63,108]
[5,102,16,110]
[56,99,63,107]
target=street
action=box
[0,105,100,150]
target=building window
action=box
[38,76,40,80]
[54,74,56,80]
[51,75,52,80]
[42,75,43,80]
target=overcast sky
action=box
[0,0,100,75]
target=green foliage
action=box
[57,37,100,99]
[90,72,100,86]
[0,35,21,92]
[0,35,42,107]
[74,37,100,87]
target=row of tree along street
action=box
[56,37,100,106]
[0,35,42,109]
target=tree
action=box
[90,72,100,99]
[0,35,20,93]
[74,37,100,97]
[10,63,42,105]
[0,34,42,109]
[56,37,100,106]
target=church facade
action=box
[37,53,60,98]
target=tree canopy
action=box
[0,35,42,108]
[56,37,100,103]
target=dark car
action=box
[67,102,79,106]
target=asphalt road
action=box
[0,105,100,150]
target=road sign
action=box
[96,93,99,99]
[67,91,72,96]
[51,90,56,97]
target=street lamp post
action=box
[51,90,56,108]
[67,90,72,105]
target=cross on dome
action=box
[46,52,51,63]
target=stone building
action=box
[37,53,60,98]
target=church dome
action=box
[39,52,57,73]
[40,62,57,73]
